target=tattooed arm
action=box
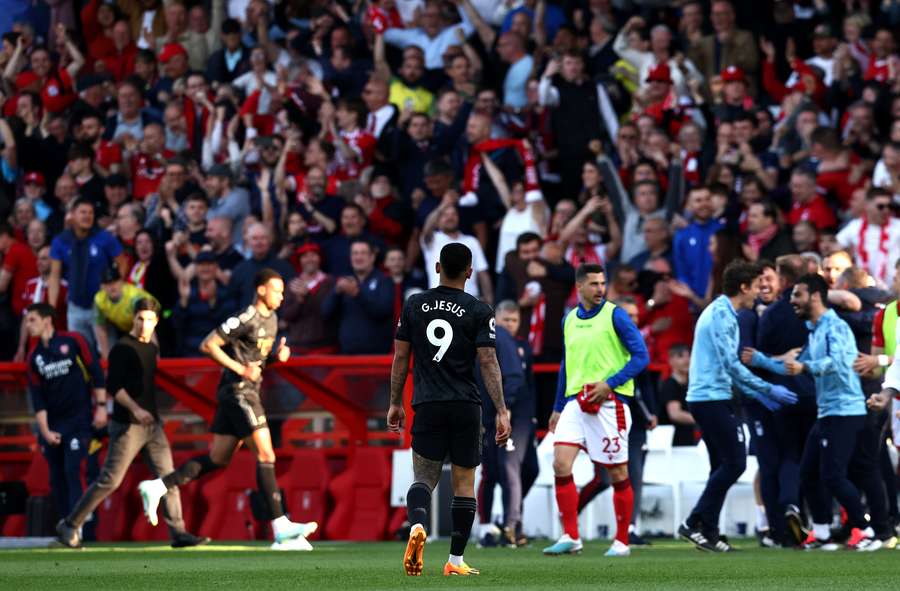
[387,340,412,432]
[478,347,511,444]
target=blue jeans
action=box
[67,303,97,354]
[686,400,746,537]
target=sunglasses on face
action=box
[875,202,891,211]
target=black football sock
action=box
[406,482,432,531]
[449,496,477,556]
[162,455,221,488]
[257,462,284,519]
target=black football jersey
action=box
[396,285,495,406]
[214,305,278,400]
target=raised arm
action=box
[479,152,512,209]
[457,0,493,48]
[373,31,392,82]
[597,155,633,222]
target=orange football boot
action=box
[403,525,427,576]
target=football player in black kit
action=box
[139,269,318,550]
[388,243,511,577]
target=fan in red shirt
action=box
[325,98,376,182]
[355,174,407,247]
[640,257,693,368]
[13,245,68,362]
[811,126,867,213]
[786,168,837,231]
[101,20,138,82]
[76,111,124,176]
[81,0,117,63]
[130,122,174,200]
[0,223,39,318]
[9,25,84,115]
[864,28,896,82]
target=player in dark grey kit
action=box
[139,269,317,550]
[388,243,511,577]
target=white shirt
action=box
[836,217,900,284]
[383,5,475,69]
[496,204,545,272]
[873,159,900,202]
[365,104,397,139]
[137,10,156,49]
[421,231,489,297]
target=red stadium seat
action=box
[282,450,329,540]
[324,448,390,541]
[198,451,262,540]
[1,453,50,537]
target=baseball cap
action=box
[24,171,45,186]
[207,163,233,180]
[645,63,672,84]
[813,24,834,38]
[105,173,127,188]
[159,43,188,64]
[721,65,746,83]
[221,18,241,35]
[101,266,121,284]
[195,250,217,264]
[295,242,322,257]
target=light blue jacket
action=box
[750,309,866,418]
[686,295,772,403]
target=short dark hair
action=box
[866,187,892,201]
[184,192,209,206]
[751,199,778,222]
[668,343,690,357]
[516,232,542,250]
[439,242,472,280]
[72,196,96,211]
[26,302,56,320]
[758,258,776,273]
[133,297,160,316]
[68,142,95,162]
[350,238,374,254]
[721,260,762,296]
[810,126,840,151]
[796,273,829,305]
[254,268,283,288]
[575,263,605,283]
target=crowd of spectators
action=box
[2,0,900,426]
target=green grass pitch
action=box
[1,539,897,590]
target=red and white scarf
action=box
[858,218,890,281]
[528,293,546,357]
[747,224,778,259]
[462,139,541,204]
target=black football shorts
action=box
[411,401,482,468]
[211,395,268,439]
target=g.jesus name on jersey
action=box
[396,285,495,406]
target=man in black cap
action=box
[204,163,250,248]
[67,143,106,212]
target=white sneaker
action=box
[273,520,318,543]
[604,539,631,557]
[138,479,166,527]
[271,536,313,551]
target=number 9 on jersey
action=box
[426,318,453,362]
